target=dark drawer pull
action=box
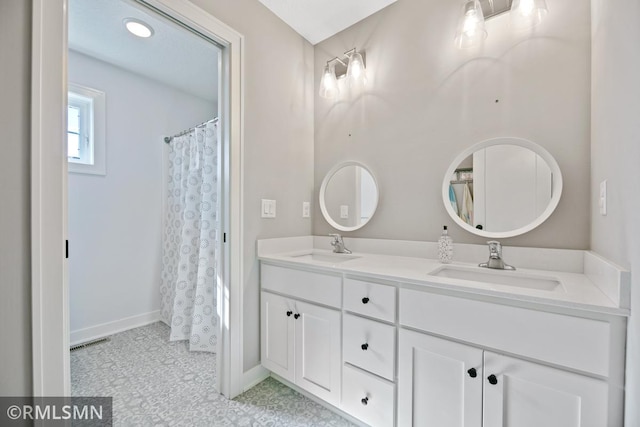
[361,343,369,351]
[488,374,498,385]
[361,397,369,406]
[294,313,300,319]
[467,368,477,378]
[362,297,370,304]
[286,311,292,317]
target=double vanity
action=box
[258,137,630,426]
[258,236,629,427]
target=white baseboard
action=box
[243,364,270,391]
[70,310,161,346]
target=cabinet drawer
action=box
[261,264,342,308]
[399,288,611,376]
[343,314,396,380]
[341,364,395,427]
[344,278,396,322]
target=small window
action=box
[67,83,106,175]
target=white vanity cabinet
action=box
[482,351,607,427]
[341,278,397,427]
[259,259,626,427]
[261,264,342,406]
[397,329,483,427]
[398,329,608,427]
[261,291,295,382]
[398,288,620,427]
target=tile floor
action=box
[71,322,355,426]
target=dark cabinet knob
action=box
[294,313,300,319]
[361,397,369,406]
[362,297,370,304]
[488,374,498,385]
[286,311,292,317]
[361,343,369,351]
[467,368,477,378]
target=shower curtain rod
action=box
[164,117,219,144]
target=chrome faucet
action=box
[479,241,515,270]
[329,234,352,254]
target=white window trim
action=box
[67,83,106,175]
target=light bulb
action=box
[510,0,548,29]
[124,18,154,38]
[454,1,487,49]
[319,63,339,99]
[346,51,367,88]
[519,0,535,16]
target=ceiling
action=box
[68,0,220,102]
[258,0,398,45]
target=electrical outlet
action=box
[302,202,310,218]
[599,180,607,216]
[340,205,349,219]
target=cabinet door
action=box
[261,292,295,383]
[295,300,341,406]
[398,329,483,427]
[483,352,608,427]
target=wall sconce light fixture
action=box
[510,0,548,30]
[319,62,340,99]
[455,0,548,48]
[319,48,367,99]
[454,1,487,49]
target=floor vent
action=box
[70,337,110,352]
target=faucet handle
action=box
[487,241,502,256]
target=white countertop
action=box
[259,247,629,317]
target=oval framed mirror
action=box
[320,161,379,232]
[442,137,563,238]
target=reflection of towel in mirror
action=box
[460,183,473,225]
[448,185,459,215]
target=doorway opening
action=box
[31,0,244,399]
[67,0,225,405]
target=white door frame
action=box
[31,0,245,398]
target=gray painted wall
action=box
[0,0,32,396]
[313,0,591,250]
[590,0,640,425]
[191,0,315,372]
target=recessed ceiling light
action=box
[123,18,154,38]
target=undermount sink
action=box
[429,265,562,292]
[290,252,361,264]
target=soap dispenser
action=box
[438,226,453,264]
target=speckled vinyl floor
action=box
[71,322,355,426]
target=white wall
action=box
[0,0,32,396]
[190,0,315,372]
[67,51,215,336]
[590,0,640,425]
[314,0,591,250]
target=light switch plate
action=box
[302,202,310,218]
[599,180,607,216]
[261,199,276,218]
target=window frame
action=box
[67,83,106,175]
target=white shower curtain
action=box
[160,120,219,352]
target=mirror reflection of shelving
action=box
[449,167,474,227]
[450,168,474,184]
